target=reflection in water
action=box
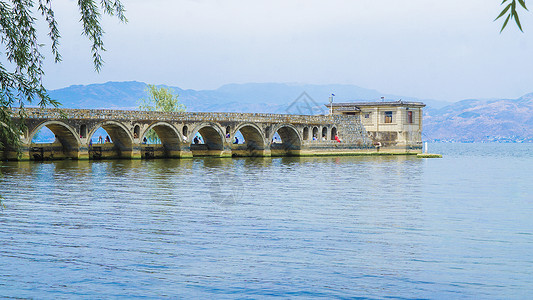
[1,144,533,298]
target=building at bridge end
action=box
[325,100,425,151]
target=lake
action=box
[1,143,532,298]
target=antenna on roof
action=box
[329,94,335,115]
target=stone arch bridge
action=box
[3,108,376,160]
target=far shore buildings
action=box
[325,99,426,150]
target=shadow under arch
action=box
[231,122,267,157]
[141,122,182,158]
[28,120,81,160]
[0,120,20,160]
[190,123,225,156]
[270,124,302,156]
[88,121,133,159]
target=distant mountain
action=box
[424,93,533,142]
[49,81,149,109]
[45,81,533,142]
[47,81,448,113]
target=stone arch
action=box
[312,127,319,140]
[133,124,140,139]
[88,121,133,158]
[270,124,302,155]
[80,124,87,138]
[303,127,309,140]
[331,126,337,140]
[322,127,328,140]
[29,120,80,160]
[190,123,225,155]
[182,125,188,138]
[232,122,266,156]
[142,122,182,158]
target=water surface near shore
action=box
[0,143,532,298]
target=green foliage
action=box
[496,0,529,32]
[139,85,186,113]
[0,0,126,153]
[139,85,186,143]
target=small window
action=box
[330,127,337,140]
[80,124,87,138]
[133,125,140,139]
[407,111,413,124]
[384,111,393,123]
[312,127,318,140]
[303,127,309,140]
[182,125,188,137]
[365,113,370,118]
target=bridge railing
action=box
[11,107,361,124]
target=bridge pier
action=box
[78,147,90,160]
[132,147,142,159]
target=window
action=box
[182,125,188,137]
[80,124,87,138]
[330,127,337,140]
[407,111,413,124]
[384,111,393,123]
[133,125,140,139]
[303,127,309,140]
[365,113,370,118]
[312,127,318,140]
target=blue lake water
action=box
[0,143,532,298]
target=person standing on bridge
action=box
[98,135,103,144]
[335,134,341,143]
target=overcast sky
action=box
[40,0,533,102]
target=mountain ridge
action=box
[45,81,533,142]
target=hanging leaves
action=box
[496,0,529,32]
[1,0,126,155]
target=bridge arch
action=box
[29,121,80,160]
[190,123,225,156]
[232,122,267,156]
[303,127,309,140]
[270,124,302,155]
[312,127,319,140]
[142,122,182,158]
[88,121,133,159]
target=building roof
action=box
[325,100,426,108]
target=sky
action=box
[38,0,533,102]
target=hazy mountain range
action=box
[45,81,533,142]
[424,93,533,142]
